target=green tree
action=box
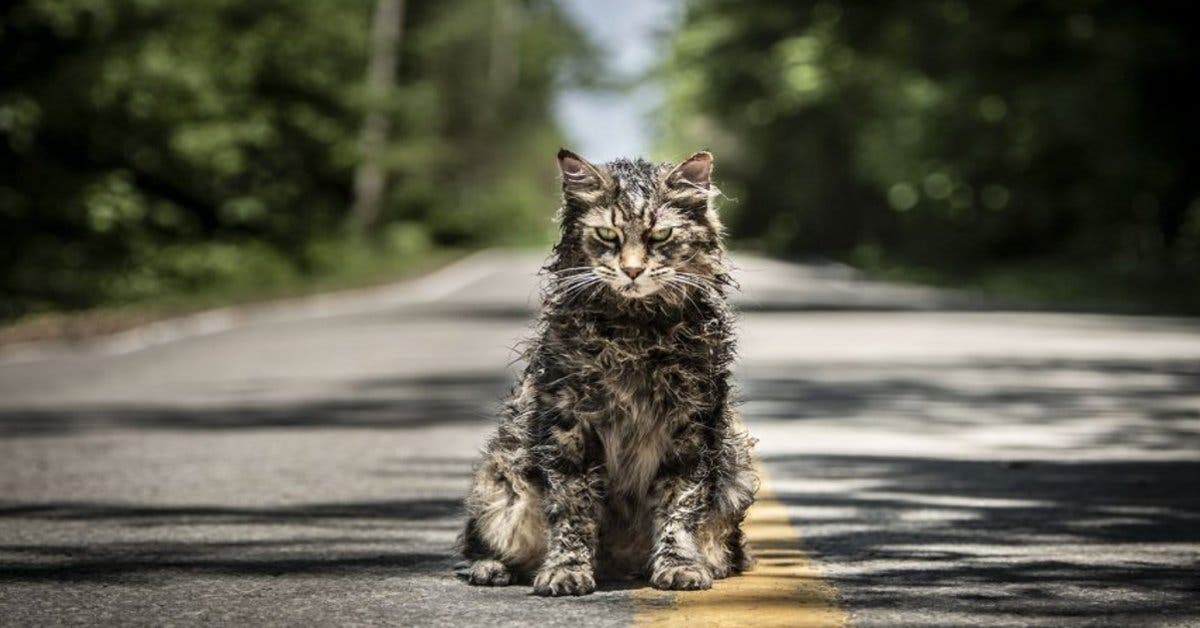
[0,0,593,319]
[661,1,1200,303]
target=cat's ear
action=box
[665,151,713,190]
[557,148,605,196]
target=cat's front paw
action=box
[467,559,512,586]
[532,564,596,596]
[709,562,731,580]
[651,563,713,590]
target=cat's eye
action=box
[648,227,674,243]
[595,227,620,242]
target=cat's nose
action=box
[622,266,644,280]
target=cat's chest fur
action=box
[545,312,716,497]
[593,365,675,499]
[581,331,705,498]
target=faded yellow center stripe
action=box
[634,464,846,627]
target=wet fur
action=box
[459,152,758,596]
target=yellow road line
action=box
[634,464,846,627]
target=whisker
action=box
[580,280,605,303]
[671,276,711,292]
[554,273,597,286]
[675,271,718,285]
[674,273,723,296]
[558,276,595,292]
[551,267,597,277]
[666,278,704,315]
[563,283,601,305]
[557,277,601,302]
[552,271,600,288]
[553,283,596,300]
[666,281,693,309]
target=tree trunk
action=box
[350,0,405,234]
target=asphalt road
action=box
[1,251,1198,626]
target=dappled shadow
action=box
[0,497,463,524]
[741,356,1200,452]
[0,496,464,583]
[0,455,477,585]
[763,454,1200,623]
[0,545,448,583]
[0,371,511,436]
[8,353,1197,451]
[2,340,1197,621]
[737,354,1200,622]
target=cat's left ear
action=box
[665,151,713,190]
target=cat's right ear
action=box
[557,149,605,198]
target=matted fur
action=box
[459,150,758,596]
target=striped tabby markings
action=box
[634,463,846,627]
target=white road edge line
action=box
[0,249,503,365]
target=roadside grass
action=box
[0,237,466,347]
[853,255,1200,315]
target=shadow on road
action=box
[0,372,513,436]
[739,354,1200,622]
[0,496,467,583]
[763,453,1200,622]
[744,357,1200,452]
[2,351,1197,623]
[6,356,1198,448]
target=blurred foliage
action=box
[662,1,1200,307]
[0,0,591,320]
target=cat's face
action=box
[555,150,725,301]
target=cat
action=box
[459,149,757,596]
